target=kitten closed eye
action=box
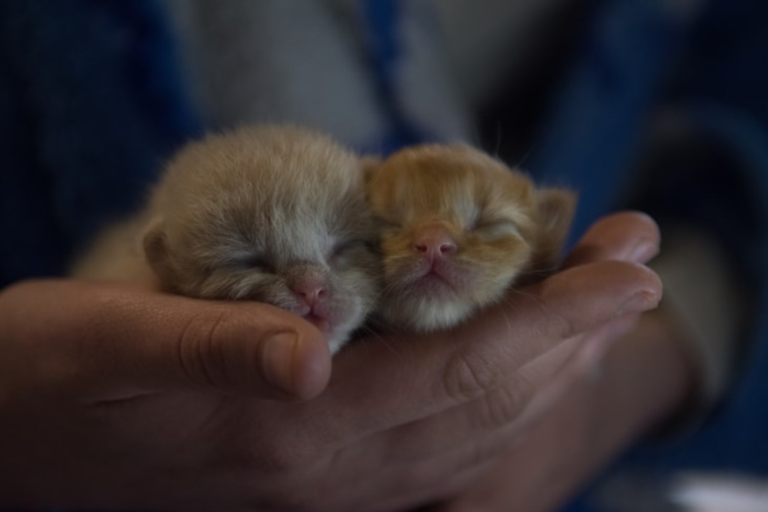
[229,253,274,272]
[331,239,366,256]
[365,143,577,333]
[329,240,371,267]
[71,125,383,354]
[472,220,521,239]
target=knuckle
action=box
[443,347,501,403]
[175,310,231,389]
[473,374,534,431]
[537,301,580,341]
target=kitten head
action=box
[366,143,576,332]
[143,126,381,352]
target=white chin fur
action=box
[393,295,474,332]
[327,335,347,354]
[325,302,370,353]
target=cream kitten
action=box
[365,143,576,332]
[72,126,381,353]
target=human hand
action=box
[0,280,331,508]
[432,212,696,512]
[0,213,661,511]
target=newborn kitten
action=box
[72,126,381,353]
[365,143,576,332]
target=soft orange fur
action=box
[366,143,577,332]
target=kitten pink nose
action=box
[413,229,457,261]
[291,280,327,307]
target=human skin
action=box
[0,213,663,512]
[434,212,695,512]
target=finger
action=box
[521,312,641,389]
[563,211,661,268]
[438,312,691,512]
[344,314,639,473]
[7,280,332,401]
[310,260,662,445]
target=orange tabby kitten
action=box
[72,126,381,353]
[365,143,576,332]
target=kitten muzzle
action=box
[412,225,458,263]
[302,312,332,334]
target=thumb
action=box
[7,280,332,401]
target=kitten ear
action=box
[531,188,578,273]
[141,216,173,281]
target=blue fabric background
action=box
[0,0,199,287]
[529,0,768,508]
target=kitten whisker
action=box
[494,120,502,158]
[514,143,537,169]
[505,286,549,310]
[354,322,405,358]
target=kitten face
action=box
[144,127,381,352]
[366,144,576,332]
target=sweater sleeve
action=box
[0,0,199,287]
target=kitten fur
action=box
[72,126,381,353]
[365,143,576,332]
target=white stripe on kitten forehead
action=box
[72,125,381,353]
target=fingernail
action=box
[629,238,658,263]
[261,331,299,394]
